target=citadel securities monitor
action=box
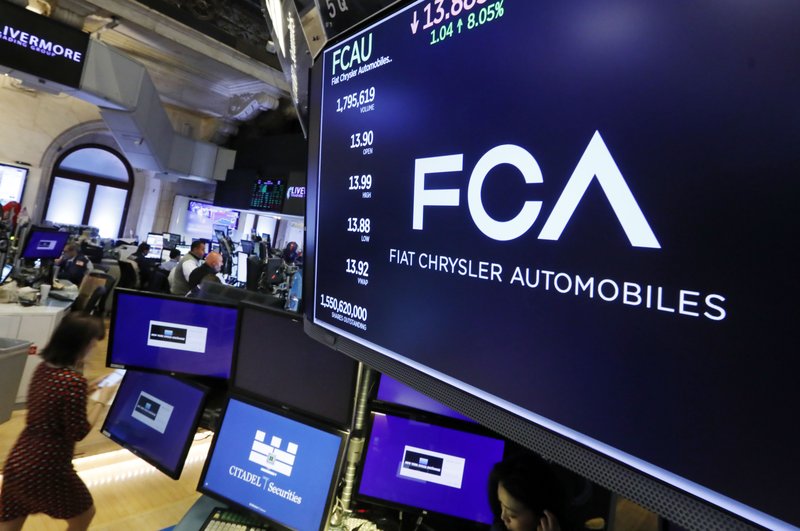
[357,411,504,524]
[101,370,208,479]
[305,1,800,529]
[107,289,238,378]
[198,396,346,531]
[231,303,359,428]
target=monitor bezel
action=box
[354,406,505,526]
[372,373,475,425]
[197,393,349,531]
[100,370,209,480]
[229,301,360,429]
[106,288,239,379]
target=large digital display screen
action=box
[101,370,208,479]
[108,289,238,378]
[232,304,359,427]
[0,1,89,89]
[21,228,68,259]
[199,397,345,531]
[358,412,504,524]
[308,1,800,528]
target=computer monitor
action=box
[162,232,182,250]
[145,233,163,259]
[357,411,505,524]
[235,252,248,284]
[198,396,347,531]
[107,289,239,379]
[21,228,68,259]
[231,304,359,428]
[175,244,191,256]
[239,240,254,255]
[375,375,473,423]
[160,249,172,262]
[0,264,13,284]
[100,370,208,479]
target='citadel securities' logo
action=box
[1,24,84,63]
[412,131,660,248]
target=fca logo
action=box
[412,131,660,248]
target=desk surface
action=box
[0,298,72,315]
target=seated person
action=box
[55,242,93,286]
[187,274,221,298]
[169,240,206,295]
[186,251,223,296]
[159,249,181,272]
[488,453,569,531]
[128,243,155,286]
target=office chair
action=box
[146,268,171,293]
[73,271,114,316]
[117,260,139,289]
[72,285,106,315]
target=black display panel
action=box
[307,1,800,529]
[231,303,359,428]
[0,1,89,89]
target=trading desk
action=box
[0,298,72,403]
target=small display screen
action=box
[108,289,239,378]
[21,229,69,259]
[101,370,207,478]
[199,397,345,531]
[358,412,504,524]
[249,178,286,212]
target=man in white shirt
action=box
[168,240,205,295]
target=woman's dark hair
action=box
[488,453,569,528]
[136,242,151,254]
[40,313,105,367]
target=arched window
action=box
[43,145,134,238]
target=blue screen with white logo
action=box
[101,370,207,478]
[200,398,344,531]
[108,290,238,378]
[22,229,69,259]
[308,1,800,528]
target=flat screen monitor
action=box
[357,411,504,524]
[198,396,346,531]
[175,244,191,256]
[163,233,182,250]
[376,375,473,423]
[186,201,239,239]
[107,289,239,379]
[305,1,800,529]
[231,304,359,427]
[239,240,254,255]
[21,228,68,259]
[235,252,248,284]
[145,233,163,259]
[0,162,28,204]
[160,249,172,262]
[1,264,13,284]
[249,178,286,212]
[101,370,208,479]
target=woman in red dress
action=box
[0,314,106,531]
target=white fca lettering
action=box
[412,131,660,248]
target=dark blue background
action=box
[102,370,206,477]
[311,0,800,526]
[110,292,238,378]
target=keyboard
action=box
[200,508,270,531]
